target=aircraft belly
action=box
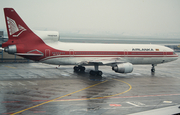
[41,56,175,66]
[129,57,164,64]
[41,57,74,65]
[41,57,96,65]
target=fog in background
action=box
[0,0,180,38]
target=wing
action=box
[78,57,126,66]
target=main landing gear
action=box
[73,66,85,72]
[89,70,103,76]
[73,64,103,76]
[151,64,156,72]
[89,64,103,76]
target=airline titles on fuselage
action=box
[132,48,154,51]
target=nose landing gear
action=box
[151,64,156,72]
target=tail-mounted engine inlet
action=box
[4,45,17,54]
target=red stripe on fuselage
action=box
[52,51,173,55]
[40,52,178,62]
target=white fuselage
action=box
[40,41,178,66]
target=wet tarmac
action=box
[0,53,180,115]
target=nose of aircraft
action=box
[165,52,179,63]
[173,53,179,61]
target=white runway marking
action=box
[27,81,37,85]
[126,102,145,107]
[8,82,13,86]
[17,82,25,86]
[0,82,5,86]
[163,101,172,103]
[127,102,139,107]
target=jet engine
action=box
[112,63,133,73]
[4,45,17,54]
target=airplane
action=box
[2,8,178,76]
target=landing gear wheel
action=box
[97,71,103,76]
[89,70,103,76]
[80,67,85,72]
[89,70,95,75]
[74,66,85,72]
[151,68,155,72]
[151,64,156,73]
[73,66,79,72]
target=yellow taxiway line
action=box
[11,79,132,115]
[5,66,16,69]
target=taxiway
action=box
[0,53,180,115]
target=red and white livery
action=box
[2,8,178,76]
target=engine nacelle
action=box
[4,45,17,54]
[34,30,60,42]
[112,63,133,73]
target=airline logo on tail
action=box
[7,17,26,37]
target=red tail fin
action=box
[2,8,56,60]
[2,8,32,47]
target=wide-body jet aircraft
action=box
[2,8,178,76]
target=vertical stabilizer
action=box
[2,8,32,47]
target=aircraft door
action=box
[45,49,50,57]
[69,49,74,57]
[162,50,167,63]
[124,49,128,56]
[163,50,167,56]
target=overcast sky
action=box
[0,0,180,37]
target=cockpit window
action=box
[173,52,176,55]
